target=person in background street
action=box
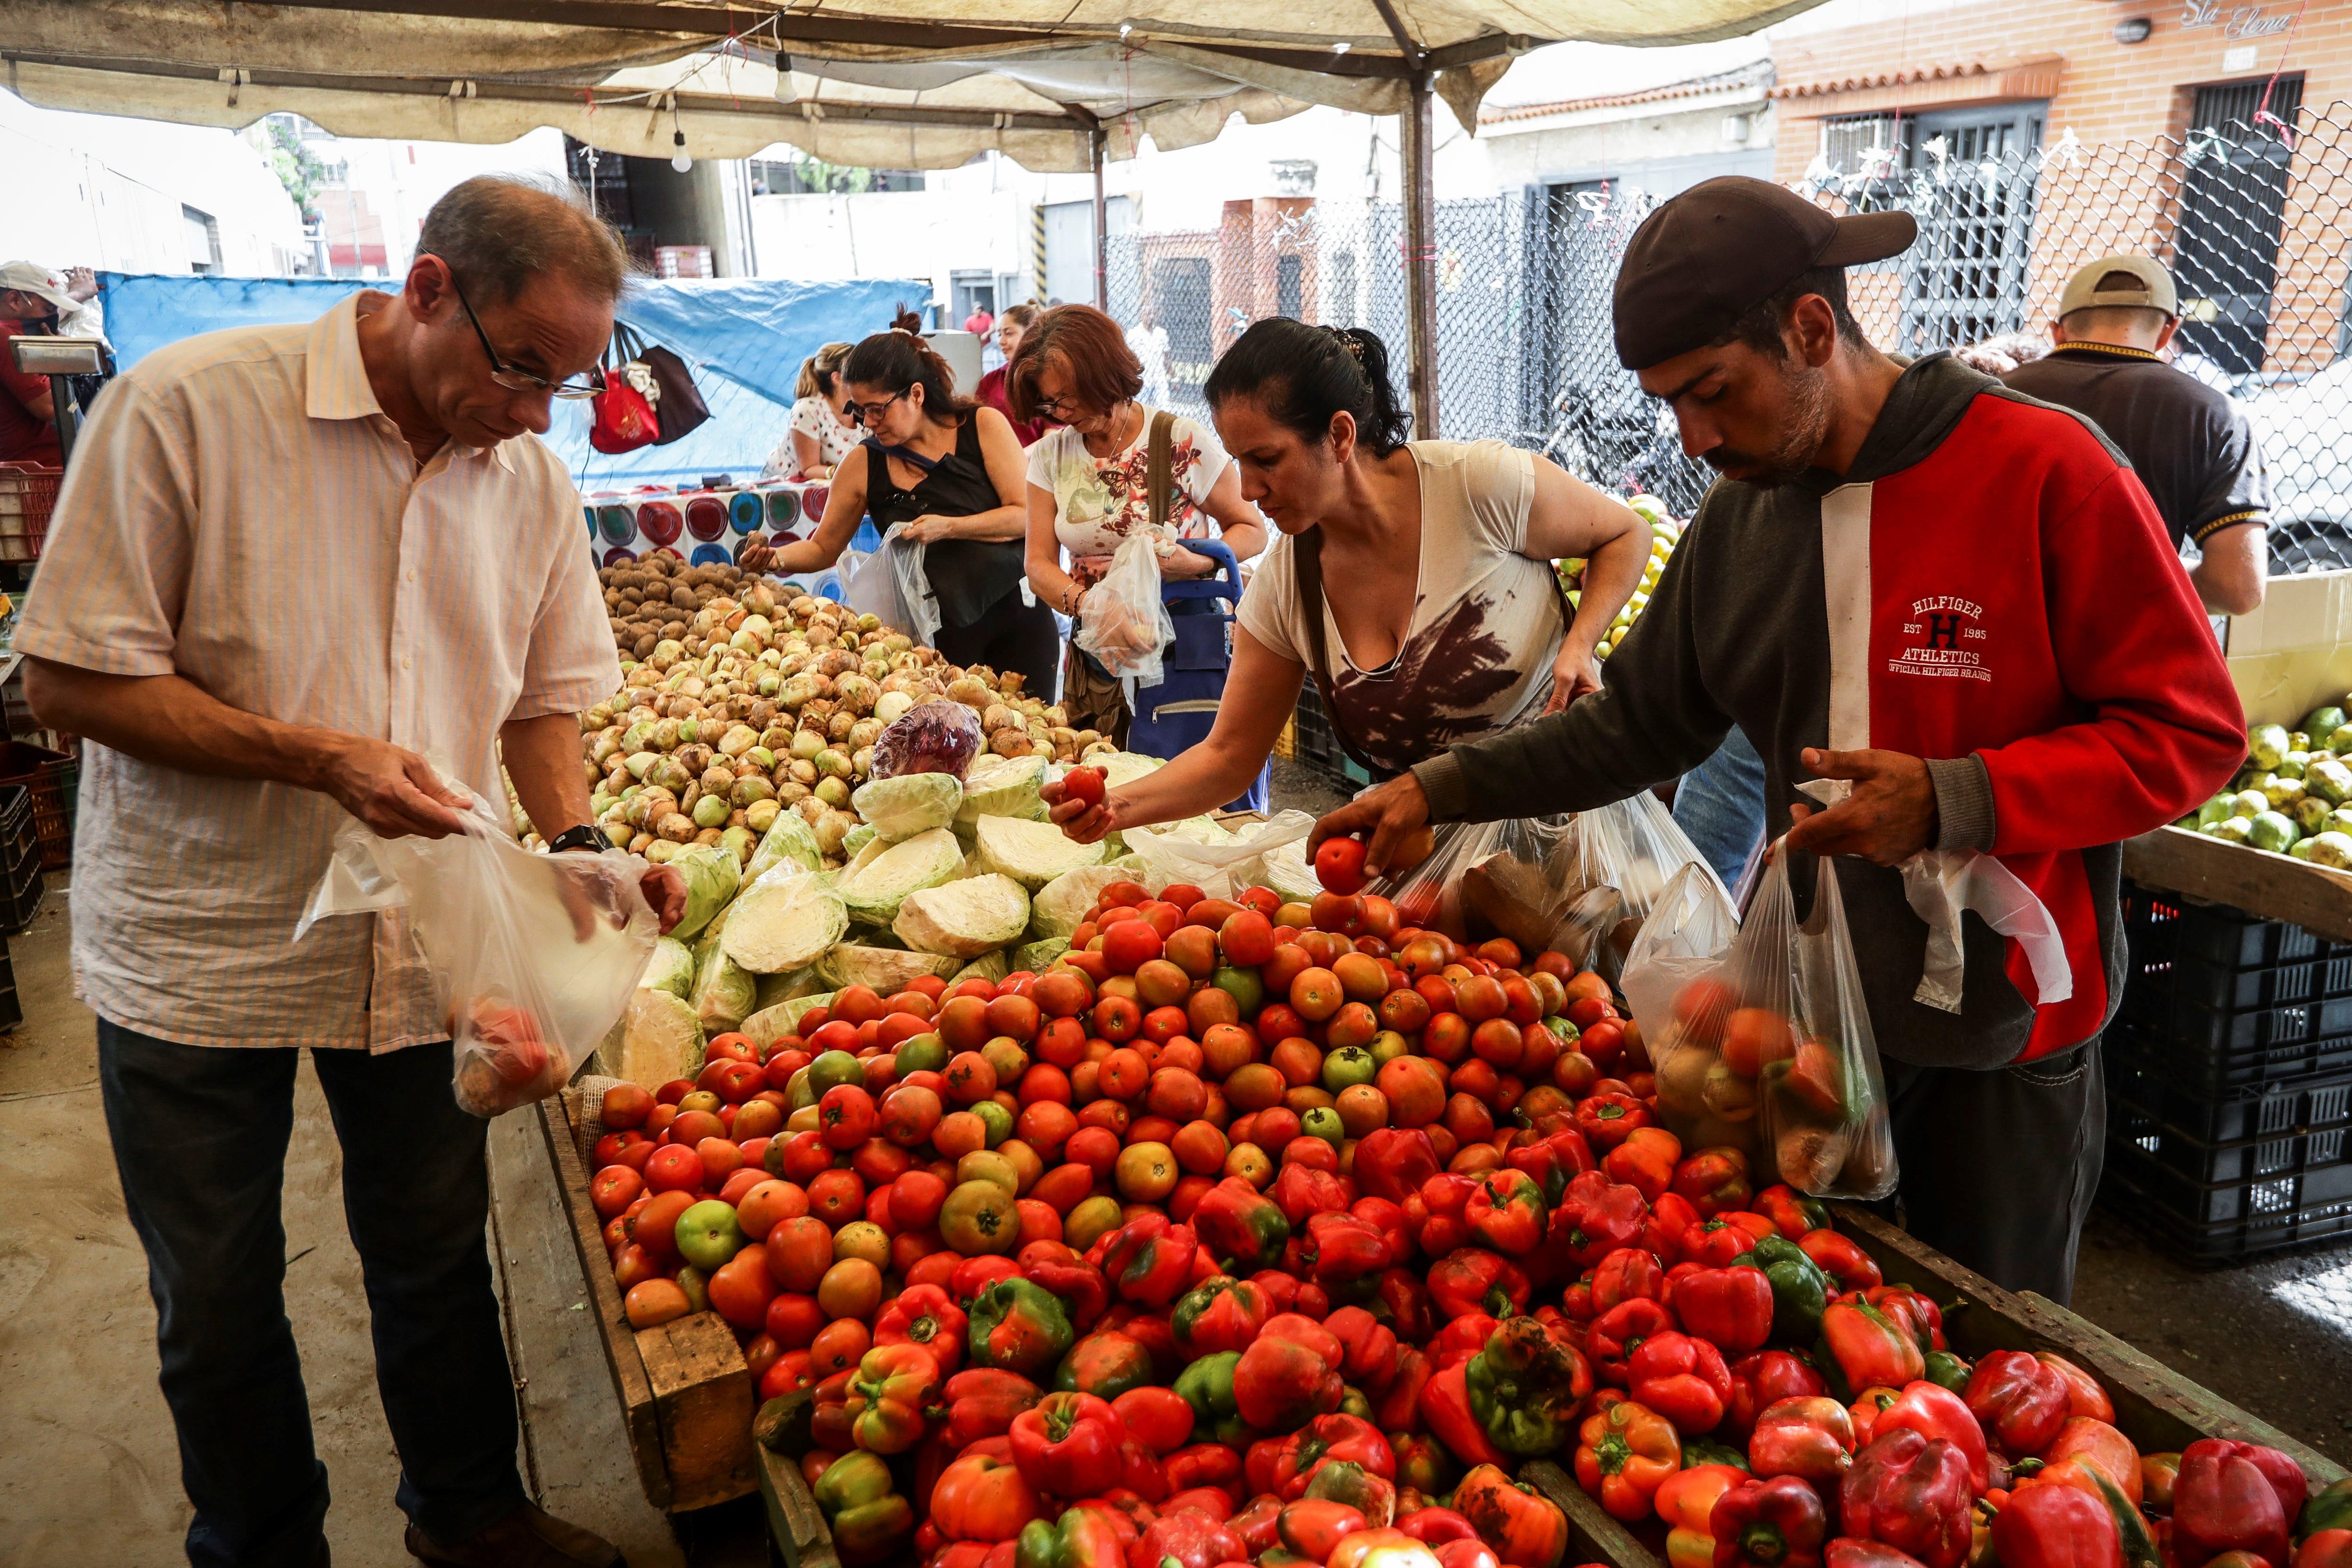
[1038,317,1649,831]
[0,262,73,464]
[763,339,855,480]
[1312,177,2246,1304]
[1128,305,1171,407]
[963,302,994,339]
[2002,255,2269,616]
[1012,304,1269,746]
[16,175,685,1568]
[754,330,1058,692]
[974,302,1043,445]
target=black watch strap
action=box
[549,825,606,855]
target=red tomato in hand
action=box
[1316,836,1369,896]
[1064,766,1108,806]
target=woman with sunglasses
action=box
[1012,304,1267,746]
[750,330,1057,691]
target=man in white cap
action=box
[0,261,81,464]
[2003,255,2269,616]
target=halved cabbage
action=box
[973,814,1110,891]
[894,874,1031,958]
[818,942,960,993]
[853,772,964,842]
[721,867,850,973]
[836,827,965,925]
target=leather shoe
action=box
[404,1502,624,1568]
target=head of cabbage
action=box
[667,844,741,943]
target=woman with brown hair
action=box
[763,339,855,479]
[1014,304,1267,744]
[975,303,1044,445]
[751,329,1058,690]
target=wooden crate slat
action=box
[2124,825,2352,943]
[636,1311,759,1510]
[1519,1460,1656,1568]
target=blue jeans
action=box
[1674,727,1769,892]
[97,1021,524,1568]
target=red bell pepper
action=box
[1428,1250,1531,1320]
[1724,1350,1828,1442]
[1628,1331,1732,1435]
[1324,1306,1401,1394]
[2034,1352,2114,1423]
[1550,1170,1650,1267]
[1586,1297,1675,1389]
[2172,1439,2296,1568]
[1267,1413,1395,1498]
[1418,1359,1507,1469]
[1679,1217,1762,1268]
[1010,1392,1128,1498]
[1601,1126,1678,1202]
[1118,1436,1169,1503]
[1097,1306,1180,1382]
[1114,1387,1197,1457]
[1749,1396,1859,1484]
[1026,1250,1113,1336]
[1669,1147,1753,1218]
[1573,1090,1653,1148]
[1129,1509,1245,1568]
[1961,1351,2068,1458]
[1643,1192,1701,1264]
[1822,1300,1926,1399]
[1374,1345,1433,1432]
[1192,1177,1294,1274]
[1270,1162,1352,1228]
[1573,1402,1683,1524]
[1861,1287,1944,1355]
[1232,1313,1344,1432]
[1225,1495,1284,1555]
[1988,1478,2124,1568]
[1374,1267,1434,1346]
[1840,1428,1974,1568]
[1709,1475,1828,1568]
[1464,1168,1549,1256]
[1674,1265,1775,1355]
[2302,1530,2352,1568]
[1822,1544,1931,1568]
[1510,1127,1598,1205]
[1172,1274,1274,1362]
[1429,1313,1501,1373]
[1754,1185,1830,1241]
[936,1368,1045,1449]
[1868,1382,1989,1495]
[1796,1230,1882,1293]
[1849,1387,1901,1448]
[1162,1442,1242,1496]
[873,1283,969,1376]
[1352,1197,1414,1267]
[1304,1210,1394,1286]
[1397,1505,1480,1545]
[1354,1127,1442,1203]
[1589,1247,1666,1315]
[1092,1213,1200,1308]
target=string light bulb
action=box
[671,128,692,173]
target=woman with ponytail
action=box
[1042,317,1651,840]
[753,327,1058,690]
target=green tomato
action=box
[1368,1029,1411,1066]
[1300,1106,1345,1146]
[808,1049,864,1097]
[971,1098,1014,1148]
[1213,964,1267,1019]
[1322,1045,1378,1091]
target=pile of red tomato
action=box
[580,876,2347,1568]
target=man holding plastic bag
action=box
[18,178,683,1568]
[1316,176,2245,1303]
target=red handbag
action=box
[588,338,660,454]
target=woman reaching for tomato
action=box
[1042,318,1650,844]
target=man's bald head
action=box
[414,174,631,306]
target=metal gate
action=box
[2177,77,2305,374]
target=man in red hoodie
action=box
[1318,178,2245,1301]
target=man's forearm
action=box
[501,713,594,841]
[24,658,345,788]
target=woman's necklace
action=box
[1087,402,1139,460]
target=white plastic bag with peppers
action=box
[1645,844,1898,1199]
[297,786,661,1117]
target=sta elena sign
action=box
[2179,0,2294,39]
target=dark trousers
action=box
[97,1020,524,1568]
[935,595,1062,698]
[1880,1038,2107,1305]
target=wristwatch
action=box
[548,824,606,855]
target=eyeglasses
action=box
[848,390,906,427]
[436,261,604,399]
[1034,392,1084,420]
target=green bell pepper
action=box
[1463,1315,1588,1457]
[1682,1438,1751,1472]
[1748,1235,1830,1346]
[1923,1349,1973,1394]
[1175,1349,1253,1447]
[831,1496,914,1560]
[1016,1506,1131,1568]
[812,1449,895,1517]
[969,1277,1076,1379]
[2303,1476,2352,1542]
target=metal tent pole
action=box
[1092,126,1110,310]
[1399,72,1439,438]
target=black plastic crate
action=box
[1290,685,1371,790]
[2123,881,2351,971]
[0,856,42,936]
[0,943,19,1031]
[2098,1144,2352,1263]
[0,785,31,879]
[2115,882,2352,1093]
[2106,1054,2352,1186]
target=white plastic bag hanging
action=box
[844,532,942,645]
[1620,860,1742,1056]
[1123,810,1315,900]
[1073,531,1173,688]
[297,788,661,1117]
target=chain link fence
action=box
[1107,99,2352,568]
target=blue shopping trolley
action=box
[1122,538,1271,814]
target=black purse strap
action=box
[1292,527,1396,783]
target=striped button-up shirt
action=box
[16,291,620,1050]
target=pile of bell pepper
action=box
[583,869,2335,1568]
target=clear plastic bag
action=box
[1073,531,1173,686]
[1123,810,1315,901]
[1620,861,1741,1066]
[1371,793,1722,979]
[1647,845,1897,1199]
[844,532,941,646]
[297,792,661,1117]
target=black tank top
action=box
[862,415,1026,630]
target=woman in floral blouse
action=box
[1014,305,1266,745]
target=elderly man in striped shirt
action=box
[18,176,684,1568]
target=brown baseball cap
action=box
[1612,176,1918,370]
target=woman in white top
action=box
[1043,318,1651,840]
[1016,304,1267,746]
[763,341,856,480]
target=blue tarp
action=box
[96,271,923,490]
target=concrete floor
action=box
[1,793,2344,1566]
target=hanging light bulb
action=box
[671,128,692,173]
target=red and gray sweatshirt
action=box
[1412,352,2246,1067]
